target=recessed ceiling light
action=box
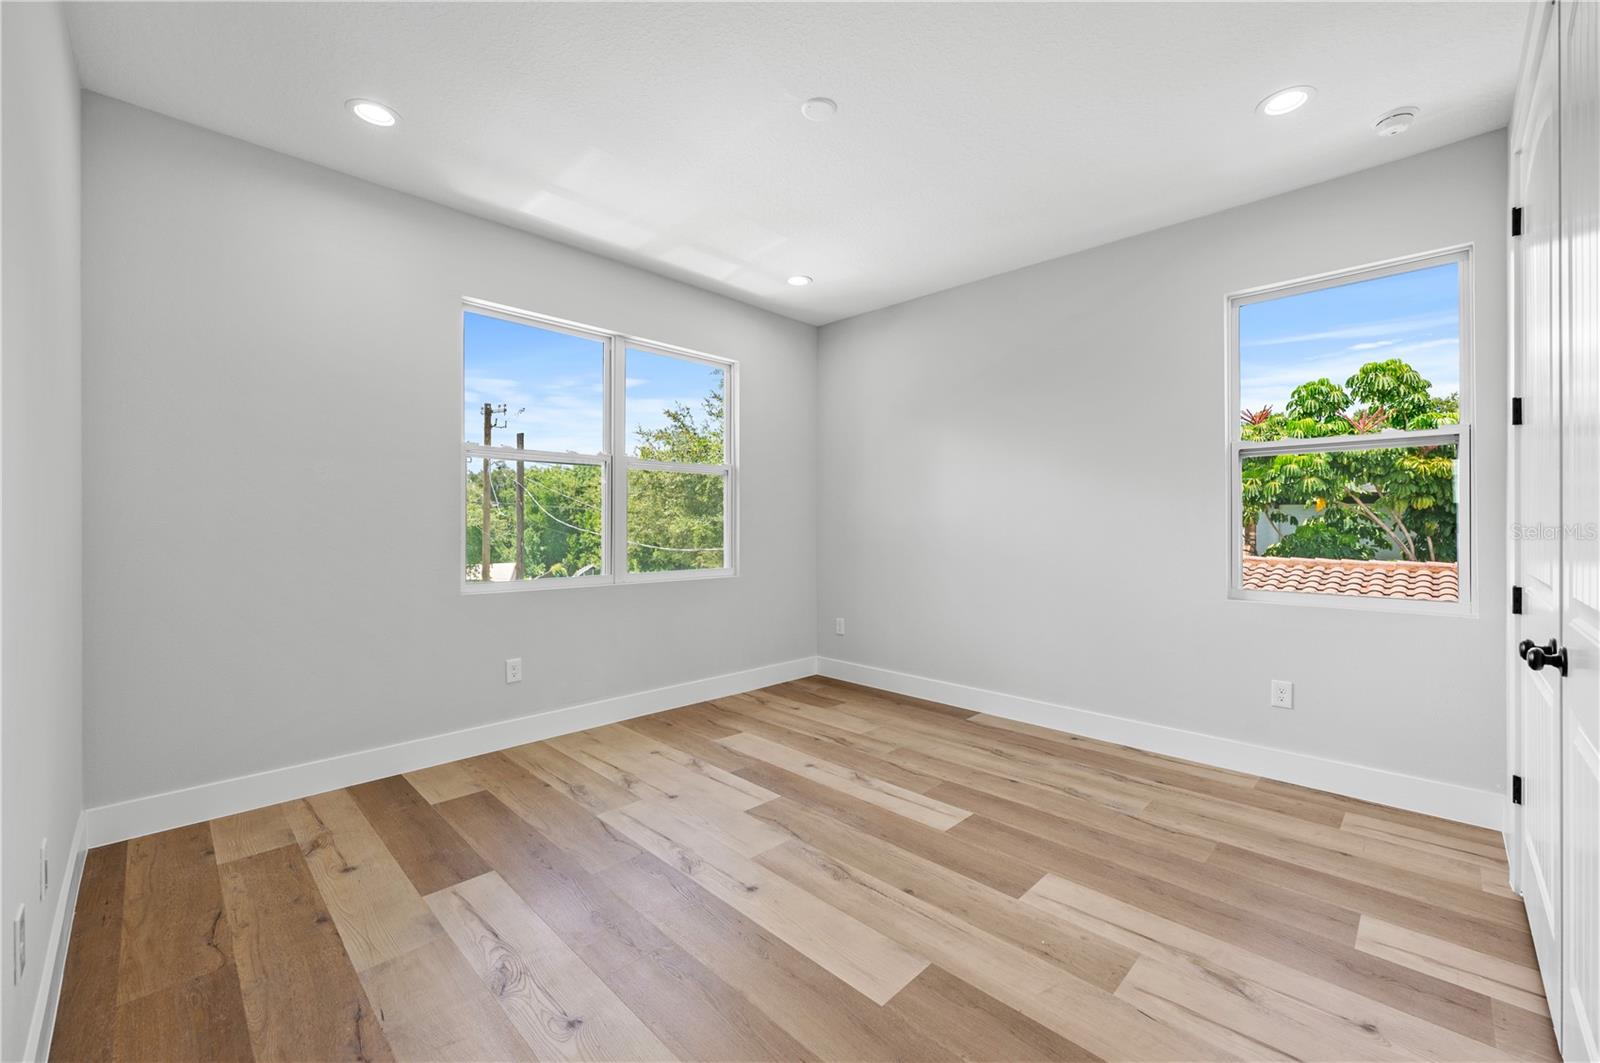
[787,275,814,287]
[800,97,837,122]
[1258,86,1314,117]
[1374,107,1419,137]
[347,99,398,127]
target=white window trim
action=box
[1223,245,1475,616]
[460,297,737,593]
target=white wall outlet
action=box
[39,839,48,900]
[13,905,24,985]
[834,617,845,636]
[505,657,523,684]
[1270,679,1294,709]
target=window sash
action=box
[464,450,610,583]
[1226,245,1472,445]
[611,338,734,581]
[620,464,730,578]
[1228,425,1471,612]
[462,300,736,591]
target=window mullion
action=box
[607,334,625,578]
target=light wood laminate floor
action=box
[50,678,1557,1061]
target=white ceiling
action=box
[65,2,1526,325]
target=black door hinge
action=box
[1512,396,1523,425]
[1513,774,1524,805]
[1512,585,1523,615]
[1513,206,1524,237]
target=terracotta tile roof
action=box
[1241,555,1459,601]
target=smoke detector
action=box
[1374,107,1418,137]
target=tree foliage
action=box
[466,389,725,580]
[1241,359,1458,562]
[627,389,725,571]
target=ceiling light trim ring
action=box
[1258,86,1315,117]
[347,98,399,127]
[800,97,838,122]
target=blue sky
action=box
[1239,262,1460,415]
[464,312,723,453]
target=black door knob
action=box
[1526,639,1569,676]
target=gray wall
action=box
[79,94,1508,815]
[816,131,1508,794]
[2,5,84,1057]
[82,96,817,808]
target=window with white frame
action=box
[1228,249,1471,606]
[462,300,734,588]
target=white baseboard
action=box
[81,650,1502,848]
[24,811,87,1063]
[85,656,819,847]
[818,657,1504,830]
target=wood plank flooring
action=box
[50,677,1558,1062]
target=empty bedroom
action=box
[2,1,1597,1060]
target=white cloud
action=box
[1242,312,1457,349]
[465,373,606,452]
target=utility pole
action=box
[514,431,526,580]
[480,402,506,580]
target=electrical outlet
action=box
[39,839,47,901]
[1270,679,1294,709]
[834,617,845,636]
[505,657,523,684]
[13,905,24,985]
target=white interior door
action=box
[1517,11,1564,1031]
[1562,2,1600,1056]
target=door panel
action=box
[1519,11,1564,1027]
[1564,1,1600,1056]
[1568,738,1600,1059]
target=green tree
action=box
[627,389,725,572]
[466,460,603,579]
[635,388,724,465]
[466,387,726,580]
[1264,506,1388,560]
[1241,359,1458,562]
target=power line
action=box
[513,488,720,554]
